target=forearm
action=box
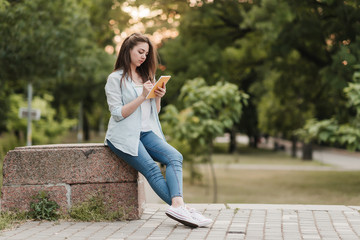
[156,97,161,113]
[121,95,146,118]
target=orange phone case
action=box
[146,76,171,99]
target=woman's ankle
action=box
[171,196,184,208]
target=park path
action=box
[266,138,360,170]
[1,203,359,240]
[311,147,360,170]
[230,135,360,170]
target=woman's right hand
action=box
[142,80,154,98]
[121,80,154,118]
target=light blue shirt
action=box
[104,70,165,156]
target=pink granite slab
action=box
[3,144,137,185]
[1,144,144,220]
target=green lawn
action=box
[183,146,360,205]
[183,167,360,205]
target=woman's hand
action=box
[155,83,166,98]
[142,80,154,98]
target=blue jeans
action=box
[106,131,183,205]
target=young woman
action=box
[104,33,212,228]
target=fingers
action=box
[142,81,154,97]
[144,80,153,89]
[142,80,166,98]
[155,86,166,98]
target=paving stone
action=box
[0,203,359,239]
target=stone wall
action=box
[1,144,145,219]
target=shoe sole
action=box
[166,212,198,228]
[197,220,213,227]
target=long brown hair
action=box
[114,33,157,85]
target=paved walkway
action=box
[1,204,359,240]
[256,137,360,170]
[311,148,360,170]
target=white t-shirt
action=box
[134,85,153,132]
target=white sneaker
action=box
[166,206,199,228]
[189,208,213,227]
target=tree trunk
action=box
[228,127,237,153]
[273,138,279,151]
[208,141,217,203]
[98,111,104,134]
[83,112,90,141]
[291,136,297,158]
[253,135,259,148]
[302,142,313,161]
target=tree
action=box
[157,0,246,87]
[244,0,360,158]
[0,1,87,138]
[79,0,130,48]
[0,0,120,142]
[162,78,248,202]
[296,65,360,152]
[158,0,259,151]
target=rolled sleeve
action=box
[105,75,125,122]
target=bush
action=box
[29,191,60,221]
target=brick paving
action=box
[1,204,359,240]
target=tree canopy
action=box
[1,0,359,155]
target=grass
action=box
[183,142,360,205]
[0,211,28,231]
[69,192,131,222]
[0,191,131,231]
[183,165,360,205]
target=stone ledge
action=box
[3,144,137,185]
[1,144,144,219]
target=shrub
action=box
[29,191,60,221]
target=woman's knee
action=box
[170,151,183,166]
[178,152,183,163]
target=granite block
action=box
[3,144,137,185]
[1,144,144,220]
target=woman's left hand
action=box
[155,83,166,98]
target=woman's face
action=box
[130,42,149,68]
